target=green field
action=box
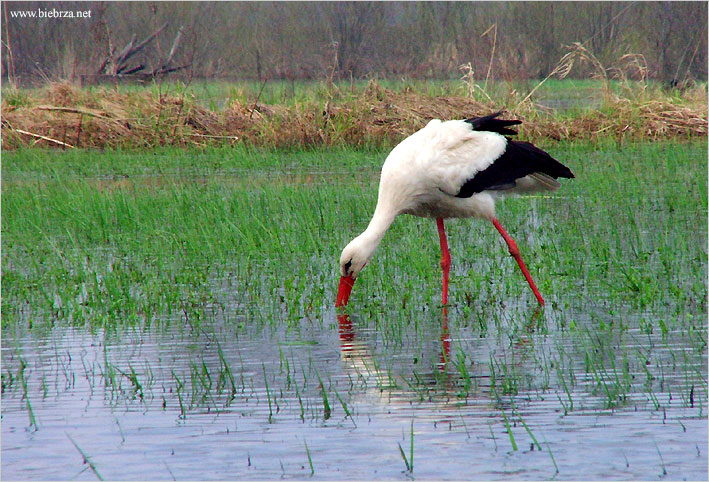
[0,78,638,109]
[37,78,701,113]
[2,140,707,479]
[3,141,706,337]
[6,77,701,116]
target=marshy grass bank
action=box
[2,76,707,150]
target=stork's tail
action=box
[465,111,522,136]
[508,172,562,193]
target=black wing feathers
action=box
[457,111,574,197]
[465,111,522,136]
[455,140,575,198]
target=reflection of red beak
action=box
[336,275,355,307]
[338,313,355,343]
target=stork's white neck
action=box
[359,203,397,251]
[341,201,398,278]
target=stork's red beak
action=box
[336,275,355,307]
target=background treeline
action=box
[2,1,707,86]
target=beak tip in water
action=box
[336,275,355,307]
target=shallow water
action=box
[2,302,706,481]
[3,144,707,480]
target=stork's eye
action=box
[344,259,352,274]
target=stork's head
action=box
[336,234,378,307]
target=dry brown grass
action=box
[1,78,706,150]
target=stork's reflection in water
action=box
[336,307,453,403]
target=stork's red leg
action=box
[492,218,545,306]
[436,218,451,306]
[439,309,451,373]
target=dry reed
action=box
[2,75,706,150]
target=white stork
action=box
[336,111,574,308]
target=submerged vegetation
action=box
[3,141,706,393]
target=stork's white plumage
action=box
[336,111,574,308]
